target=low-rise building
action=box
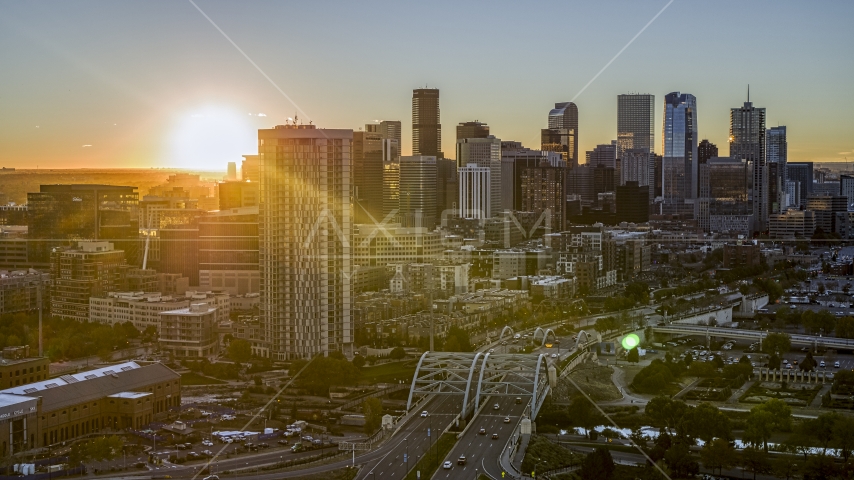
[0,347,49,389]
[769,210,815,239]
[159,303,219,358]
[0,361,179,454]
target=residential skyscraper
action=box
[368,121,402,150]
[617,94,655,159]
[399,156,437,229]
[241,155,260,183]
[620,149,655,202]
[412,88,442,157]
[730,99,767,230]
[458,164,490,219]
[767,126,788,213]
[698,157,752,235]
[661,92,698,216]
[457,136,502,218]
[541,102,579,167]
[456,121,490,141]
[501,141,566,230]
[258,123,353,360]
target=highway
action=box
[652,323,854,350]
[434,396,526,480]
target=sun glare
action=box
[166,106,257,171]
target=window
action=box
[51,413,55,418]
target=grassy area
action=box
[403,433,456,480]
[360,360,417,385]
[181,372,226,385]
[288,467,358,480]
[521,434,580,475]
[566,363,621,402]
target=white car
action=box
[493,404,500,410]
[820,361,826,368]
[443,461,453,470]
[551,353,558,358]
[421,411,428,417]
[835,361,841,368]
[489,349,495,353]
[202,440,213,447]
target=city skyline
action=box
[1,1,852,169]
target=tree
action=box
[762,332,791,355]
[802,454,838,480]
[626,347,639,363]
[228,339,252,363]
[686,403,731,444]
[69,436,125,469]
[362,397,383,435]
[739,354,751,364]
[712,355,725,368]
[837,316,854,339]
[571,396,600,439]
[771,456,800,480]
[739,446,771,480]
[801,351,817,371]
[768,353,782,370]
[352,355,366,368]
[389,347,406,360]
[579,447,615,480]
[745,399,792,452]
[683,352,693,367]
[701,438,734,476]
[291,356,361,396]
[832,415,854,461]
[810,412,839,452]
[442,336,461,352]
[663,442,699,477]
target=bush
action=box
[632,359,680,393]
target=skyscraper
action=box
[698,157,752,235]
[369,121,402,150]
[226,162,237,180]
[501,141,566,230]
[767,126,788,213]
[353,127,384,223]
[787,162,813,208]
[399,156,437,229]
[412,88,442,157]
[457,136,502,218]
[258,123,353,360]
[698,140,718,165]
[730,99,767,230]
[620,149,655,202]
[541,102,579,167]
[586,142,617,169]
[458,164,490,219]
[456,121,490,141]
[661,92,698,216]
[435,158,458,226]
[617,94,655,159]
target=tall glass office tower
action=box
[661,92,698,216]
[730,101,767,230]
[767,126,788,212]
[541,102,579,167]
[617,94,655,159]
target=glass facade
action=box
[661,92,697,216]
[730,101,767,229]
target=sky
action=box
[1,0,853,170]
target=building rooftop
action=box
[108,391,152,399]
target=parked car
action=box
[835,361,841,368]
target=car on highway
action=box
[421,411,428,417]
[204,476,219,480]
[493,403,500,410]
[443,461,452,470]
[836,361,841,368]
[551,353,557,358]
[458,455,467,465]
[479,428,486,435]
[504,417,511,423]
[492,433,499,439]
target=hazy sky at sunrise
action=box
[1,0,853,170]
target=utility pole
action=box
[37,281,43,357]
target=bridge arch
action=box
[409,352,551,420]
[533,327,556,347]
[577,330,591,346]
[499,326,515,341]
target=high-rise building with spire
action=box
[730,92,767,230]
[412,89,442,157]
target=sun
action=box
[166,105,258,171]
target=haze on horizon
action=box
[1,0,852,170]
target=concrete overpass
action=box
[652,324,854,351]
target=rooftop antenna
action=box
[747,84,750,103]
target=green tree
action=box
[388,347,406,360]
[663,442,699,477]
[768,353,782,370]
[626,347,639,363]
[362,397,384,435]
[837,316,854,338]
[291,356,361,396]
[739,446,771,480]
[442,336,461,352]
[762,332,791,355]
[802,454,838,480]
[570,396,601,439]
[832,414,854,461]
[69,436,125,468]
[686,403,731,443]
[701,438,734,476]
[771,456,800,480]
[352,355,366,368]
[744,399,792,452]
[228,339,252,363]
[801,351,817,371]
[579,447,615,480]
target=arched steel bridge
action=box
[406,352,551,420]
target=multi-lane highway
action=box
[356,393,461,480]
[434,395,527,480]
